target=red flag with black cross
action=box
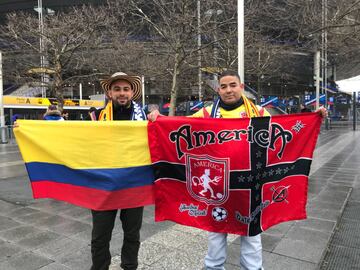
[148,113,321,236]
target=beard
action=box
[112,97,131,108]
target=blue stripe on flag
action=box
[26,162,154,191]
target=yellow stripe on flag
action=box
[14,120,151,169]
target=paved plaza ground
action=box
[0,125,359,270]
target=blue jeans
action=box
[204,232,263,270]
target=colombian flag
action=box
[14,120,154,210]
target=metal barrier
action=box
[8,125,15,141]
[0,125,17,144]
[325,117,330,130]
[0,126,9,144]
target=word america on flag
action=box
[14,120,154,210]
[148,113,321,236]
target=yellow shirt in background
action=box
[192,104,270,119]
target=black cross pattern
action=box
[153,117,311,236]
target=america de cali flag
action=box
[148,113,321,236]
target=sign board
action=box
[4,96,104,108]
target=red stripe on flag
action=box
[31,181,154,210]
[149,114,321,236]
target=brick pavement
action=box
[0,127,359,270]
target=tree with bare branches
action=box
[128,0,237,115]
[1,4,116,109]
[1,0,359,109]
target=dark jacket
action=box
[90,103,133,121]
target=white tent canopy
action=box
[337,75,360,95]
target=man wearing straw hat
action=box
[90,72,146,270]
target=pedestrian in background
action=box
[300,104,312,113]
[43,105,64,121]
[88,107,97,121]
[61,110,69,120]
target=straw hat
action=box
[100,72,142,100]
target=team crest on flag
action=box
[149,113,322,236]
[186,154,229,205]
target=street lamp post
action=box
[353,92,356,131]
[35,1,54,98]
[0,52,7,144]
[141,76,145,107]
[238,0,244,83]
[79,83,83,100]
[321,0,328,104]
[314,51,321,110]
[37,0,46,98]
[197,0,202,101]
